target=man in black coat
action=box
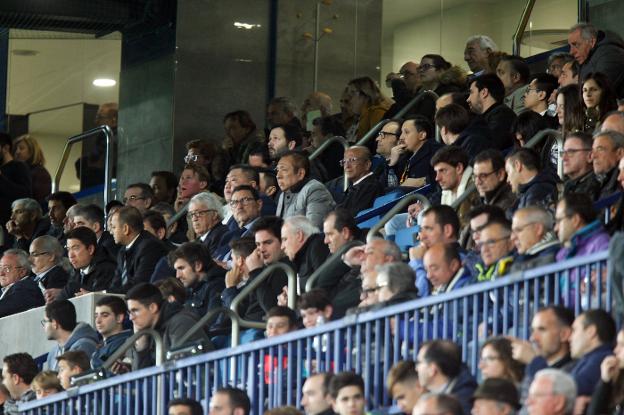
[435,104,492,163]
[188,192,229,258]
[109,206,168,293]
[0,133,31,246]
[6,198,50,252]
[29,235,70,291]
[0,249,44,318]
[72,203,121,259]
[336,146,384,216]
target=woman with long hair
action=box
[479,336,525,385]
[556,84,584,136]
[418,54,467,96]
[582,72,618,131]
[345,76,393,144]
[13,134,52,205]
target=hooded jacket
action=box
[46,322,100,370]
[276,178,336,229]
[580,30,624,98]
[90,329,133,369]
[515,170,559,211]
[453,117,493,163]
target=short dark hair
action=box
[251,216,283,240]
[126,182,154,199]
[47,191,77,210]
[279,151,310,177]
[426,394,463,415]
[472,74,506,103]
[538,305,575,327]
[313,116,346,138]
[96,295,128,316]
[474,149,506,172]
[531,73,559,99]
[45,300,77,331]
[506,148,541,171]
[560,192,597,224]
[405,116,434,141]
[126,283,164,309]
[151,171,178,192]
[328,372,365,399]
[143,210,166,233]
[484,216,512,233]
[423,205,461,239]
[421,340,461,378]
[565,131,593,149]
[267,306,298,328]
[273,124,302,147]
[442,92,471,110]
[387,360,418,393]
[467,205,507,223]
[232,185,260,201]
[154,277,186,304]
[421,54,452,71]
[435,104,470,135]
[215,387,251,415]
[229,164,260,185]
[66,226,98,250]
[511,110,548,143]
[73,204,105,228]
[3,353,38,384]
[248,144,271,166]
[431,145,469,169]
[230,236,257,258]
[168,398,203,415]
[224,110,257,132]
[325,208,359,237]
[297,289,331,311]
[57,350,90,372]
[440,242,461,264]
[105,200,123,215]
[500,55,531,84]
[114,206,144,232]
[581,309,616,344]
[169,242,216,274]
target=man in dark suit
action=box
[336,146,384,216]
[72,203,120,258]
[109,206,168,293]
[0,249,44,318]
[188,192,228,258]
[6,198,50,252]
[29,235,70,291]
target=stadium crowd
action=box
[2,21,624,415]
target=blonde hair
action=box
[348,76,388,106]
[31,370,62,392]
[14,134,46,167]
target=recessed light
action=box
[234,22,261,30]
[93,78,116,87]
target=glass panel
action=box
[520,0,578,58]
[587,0,624,39]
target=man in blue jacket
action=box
[91,296,132,369]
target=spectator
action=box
[475,218,514,282]
[464,35,498,77]
[568,22,624,98]
[30,371,62,399]
[151,202,180,241]
[413,393,463,415]
[301,91,332,128]
[386,360,423,415]
[176,163,210,212]
[336,146,383,216]
[265,306,297,338]
[267,97,302,130]
[223,165,276,226]
[12,134,50,208]
[170,242,225,319]
[510,206,560,271]
[0,133,31,237]
[155,277,187,304]
[511,112,552,169]
[56,351,90,390]
[472,378,521,415]
[143,210,175,251]
[328,372,366,415]
[73,203,120,258]
[275,151,335,229]
[123,183,154,213]
[297,289,333,329]
[109,206,168,293]
[169,397,203,415]
[423,243,472,295]
[384,61,431,121]
[461,205,508,252]
[208,386,251,415]
[150,171,178,205]
[472,150,517,211]
[547,52,574,78]
[467,74,517,150]
[524,74,559,123]
[228,185,264,238]
[53,226,117,302]
[600,110,624,134]
[416,340,477,415]
[418,54,467,97]
[0,249,44,318]
[435,104,491,162]
[188,191,227,256]
[505,148,558,213]
[6,198,50,251]
[592,130,624,201]
[527,370,577,415]
[46,191,77,240]
[497,55,530,114]
[556,84,585,136]
[126,283,210,369]
[224,110,262,165]
[308,116,345,181]
[268,124,302,163]
[582,72,618,130]
[1,353,38,414]
[569,309,616,396]
[301,373,334,415]
[91,295,132,369]
[29,235,70,291]
[375,120,402,187]
[43,300,99,371]
[558,60,580,87]
[587,327,624,415]
[562,132,599,199]
[345,77,392,143]
[479,336,525,384]
[374,262,419,304]
[248,144,272,168]
[185,139,228,196]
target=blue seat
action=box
[394,225,419,252]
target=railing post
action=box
[366,193,431,243]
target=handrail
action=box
[523,128,563,178]
[355,89,439,148]
[101,328,164,370]
[171,307,244,349]
[52,125,115,207]
[305,239,364,292]
[451,183,478,210]
[230,262,297,338]
[513,0,537,56]
[167,200,190,228]
[308,135,350,192]
[367,193,431,243]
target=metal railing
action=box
[513,0,537,56]
[367,192,431,243]
[53,125,115,207]
[308,135,350,192]
[20,249,611,415]
[305,240,364,292]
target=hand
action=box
[343,245,366,267]
[5,220,19,237]
[389,144,407,167]
[509,338,536,364]
[277,286,288,307]
[225,264,244,288]
[174,196,189,212]
[110,359,131,375]
[408,245,427,261]
[76,289,91,297]
[601,355,620,383]
[406,202,423,227]
[214,259,229,270]
[44,288,63,303]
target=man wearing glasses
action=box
[472,150,517,212]
[122,183,154,213]
[561,132,599,198]
[0,249,44,318]
[591,130,624,201]
[336,146,383,216]
[187,191,228,257]
[475,217,515,282]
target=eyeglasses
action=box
[477,236,510,249]
[360,287,376,296]
[188,209,215,219]
[0,265,24,273]
[480,355,501,363]
[472,170,498,181]
[378,131,399,138]
[229,197,256,208]
[511,222,535,234]
[40,318,51,327]
[184,154,199,163]
[122,195,145,204]
[418,63,436,71]
[339,157,363,166]
[29,251,50,258]
[561,148,591,157]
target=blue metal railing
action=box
[20,249,610,415]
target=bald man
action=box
[384,61,435,122]
[600,112,624,135]
[337,146,383,216]
[423,243,472,295]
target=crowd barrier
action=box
[20,249,611,415]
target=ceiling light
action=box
[234,22,261,30]
[93,78,116,87]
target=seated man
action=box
[413,394,463,415]
[72,203,120,259]
[424,243,473,295]
[1,353,38,412]
[91,296,133,369]
[175,162,210,214]
[562,131,599,199]
[375,119,402,188]
[592,130,624,201]
[46,191,77,240]
[52,226,117,302]
[509,206,560,271]
[188,191,228,257]
[328,372,366,415]
[265,306,298,338]
[301,373,335,415]
[126,283,210,370]
[123,182,154,213]
[374,262,419,305]
[297,289,333,328]
[0,249,44,318]
[168,398,203,415]
[523,73,559,127]
[222,164,276,227]
[386,360,424,415]
[149,170,177,205]
[268,123,302,163]
[475,218,514,282]
[221,237,263,316]
[497,55,530,114]
[526,369,576,415]
[435,103,491,162]
[6,198,50,251]
[472,378,521,415]
[336,145,383,216]
[473,150,517,212]
[208,387,251,415]
[109,206,168,293]
[505,148,558,214]
[56,351,90,390]
[275,151,335,228]
[29,235,70,291]
[461,205,508,253]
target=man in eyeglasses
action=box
[561,132,599,199]
[591,130,624,202]
[475,217,515,282]
[122,183,153,213]
[187,191,228,258]
[0,249,44,318]
[336,146,383,216]
[472,149,517,212]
